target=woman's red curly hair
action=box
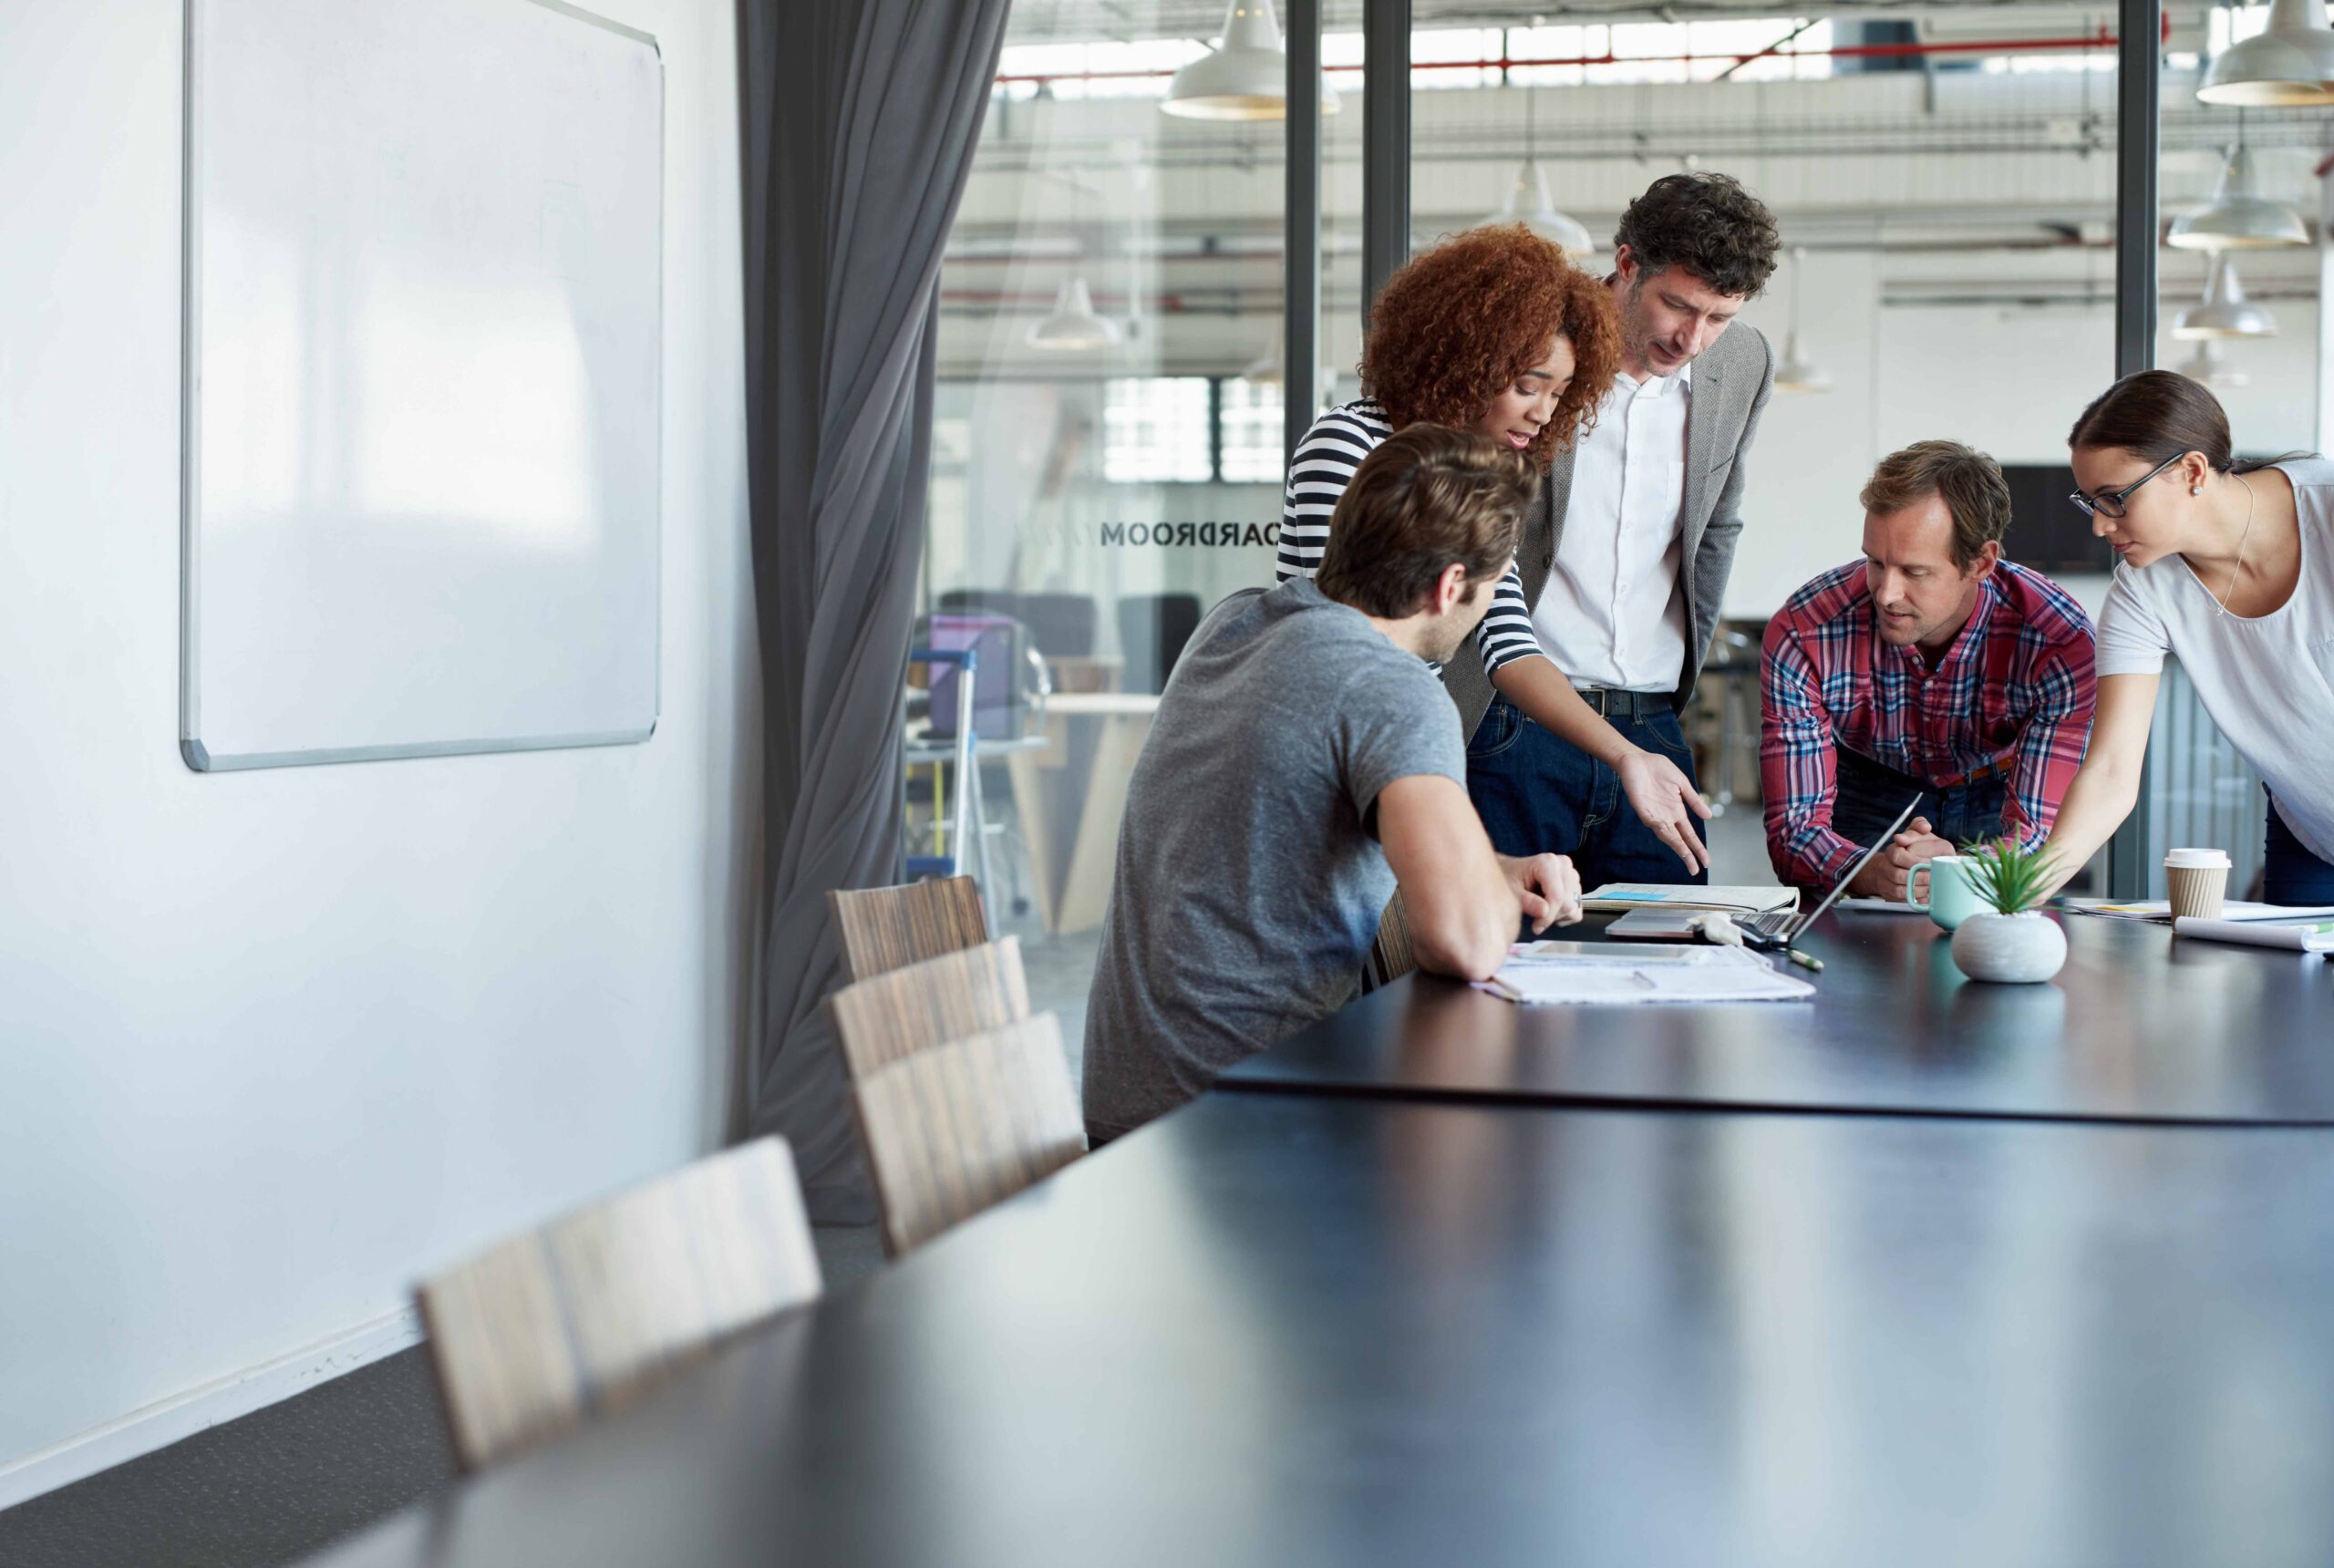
[1359,225,1621,472]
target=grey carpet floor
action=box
[0,1347,455,1568]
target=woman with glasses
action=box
[2039,369,2334,903]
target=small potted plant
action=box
[1949,838,2068,984]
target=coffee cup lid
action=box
[2164,847,2231,868]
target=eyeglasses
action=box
[2069,453,2181,520]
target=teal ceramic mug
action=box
[1906,854,1987,932]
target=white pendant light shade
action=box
[2176,341,2250,388]
[1162,0,1337,120]
[2197,0,2334,106]
[1242,325,1286,382]
[1774,331,1833,393]
[1772,246,1830,394]
[2167,146,2310,249]
[1028,276,1122,350]
[1240,325,1333,390]
[2174,256,2277,339]
[1480,160,1595,257]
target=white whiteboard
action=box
[181,0,662,770]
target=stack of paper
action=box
[2170,916,2334,952]
[2066,900,2334,924]
[1478,941,1816,1006]
[1582,884,1799,916]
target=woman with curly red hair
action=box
[1279,224,1709,872]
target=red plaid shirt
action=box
[1760,561,2098,890]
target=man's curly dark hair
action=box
[1612,172,1781,300]
[1359,225,1622,472]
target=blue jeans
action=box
[1829,746,2010,861]
[2265,790,2334,903]
[1465,696,1709,887]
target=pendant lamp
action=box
[2197,0,2334,106]
[1482,160,1596,256]
[2174,256,2277,339]
[2176,340,2250,388]
[1772,247,1832,394]
[1162,0,1338,121]
[2167,144,2310,249]
[1028,276,1122,351]
[1478,86,1595,258]
[1240,324,1334,392]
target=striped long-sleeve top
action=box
[1275,399,1547,676]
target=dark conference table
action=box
[1220,907,2334,1125]
[310,1090,2334,1568]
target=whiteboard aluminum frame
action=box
[178,0,666,772]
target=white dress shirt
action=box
[1531,362,1692,692]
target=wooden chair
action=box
[416,1137,822,1470]
[827,876,987,983]
[827,935,1028,1083]
[1361,890,1416,993]
[851,1013,1086,1257]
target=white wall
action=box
[1723,250,1886,619]
[0,0,750,1491]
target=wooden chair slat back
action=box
[827,877,987,983]
[1362,891,1416,993]
[852,1013,1086,1257]
[418,1137,821,1470]
[828,935,1028,1083]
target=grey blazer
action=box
[1442,322,1776,746]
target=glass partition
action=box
[1401,2,2121,886]
[927,4,1324,1038]
[2140,2,2319,900]
[916,0,2284,1016]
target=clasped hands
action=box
[1848,816,1956,903]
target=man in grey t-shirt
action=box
[1084,427,1585,1140]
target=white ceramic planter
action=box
[1950,911,2068,984]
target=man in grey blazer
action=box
[1448,172,1779,889]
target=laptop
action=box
[1606,795,1921,948]
[1736,796,1923,949]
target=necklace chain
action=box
[2215,473,2257,617]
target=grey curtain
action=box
[739,0,1008,1218]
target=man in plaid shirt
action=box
[1761,441,2098,900]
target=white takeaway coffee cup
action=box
[2164,847,2231,922]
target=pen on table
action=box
[1784,947,1823,974]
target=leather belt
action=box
[1930,752,2016,790]
[1575,686,1674,720]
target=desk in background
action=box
[1007,691,1159,935]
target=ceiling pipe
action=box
[993,24,2147,88]
[942,229,2273,268]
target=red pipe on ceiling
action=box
[992,21,2164,86]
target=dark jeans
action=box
[1830,746,2010,859]
[1465,696,1709,888]
[2265,790,2334,904]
